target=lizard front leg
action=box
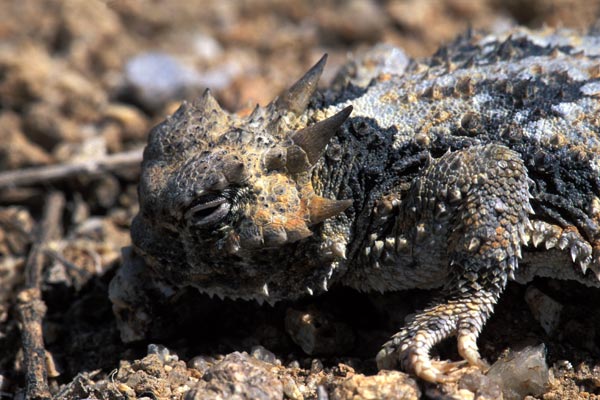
[376,144,533,383]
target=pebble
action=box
[193,33,224,61]
[188,356,215,375]
[0,207,34,256]
[317,385,329,400]
[102,103,148,142]
[124,52,204,111]
[310,359,324,374]
[0,111,53,170]
[317,0,387,42]
[486,344,550,400]
[458,370,502,399]
[250,345,279,365]
[187,352,283,400]
[89,174,120,210]
[282,377,304,400]
[524,286,563,336]
[580,81,600,96]
[23,103,82,150]
[330,370,420,400]
[147,343,179,363]
[55,135,107,163]
[284,308,355,355]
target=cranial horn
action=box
[275,54,328,115]
[196,88,224,115]
[222,159,246,183]
[290,105,353,168]
[308,196,353,225]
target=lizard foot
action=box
[376,144,532,382]
[377,342,466,383]
[376,297,492,383]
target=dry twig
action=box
[16,191,65,400]
[0,148,143,189]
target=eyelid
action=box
[184,197,227,220]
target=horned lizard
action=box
[110,27,600,383]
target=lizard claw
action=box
[377,329,471,383]
[376,296,496,383]
[458,331,490,371]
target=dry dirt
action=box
[1,1,600,399]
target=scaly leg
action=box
[376,144,532,382]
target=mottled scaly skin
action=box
[110,27,600,382]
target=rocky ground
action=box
[1,0,600,399]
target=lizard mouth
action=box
[185,194,230,227]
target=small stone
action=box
[147,344,178,363]
[193,33,223,61]
[188,356,215,375]
[102,103,149,142]
[330,370,420,400]
[310,359,324,374]
[553,359,574,373]
[45,350,61,378]
[54,135,107,164]
[89,174,120,210]
[250,345,278,365]
[459,370,502,399]
[23,103,82,150]
[48,217,128,289]
[0,206,34,257]
[282,377,304,400]
[580,81,600,96]
[525,286,563,336]
[285,308,355,355]
[0,111,53,170]
[116,383,136,397]
[317,385,329,400]
[187,352,283,400]
[317,0,387,42]
[455,389,475,400]
[124,52,204,111]
[486,344,550,400]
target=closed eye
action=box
[185,195,230,227]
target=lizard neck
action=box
[310,113,418,269]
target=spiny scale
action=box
[290,105,353,166]
[308,196,353,225]
[196,88,224,115]
[274,54,328,115]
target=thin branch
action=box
[16,191,65,400]
[0,148,144,189]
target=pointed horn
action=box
[249,103,262,120]
[222,160,246,183]
[196,88,224,115]
[286,105,352,173]
[275,54,328,114]
[291,105,353,166]
[308,196,352,225]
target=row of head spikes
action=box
[197,55,355,226]
[196,54,353,175]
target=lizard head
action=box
[132,55,353,297]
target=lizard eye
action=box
[184,194,230,227]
